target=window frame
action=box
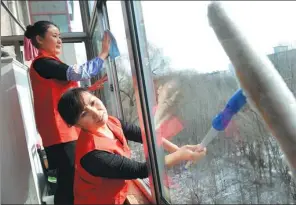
[121,1,169,204]
[88,0,124,119]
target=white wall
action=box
[1,57,45,204]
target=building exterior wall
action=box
[1,1,79,67]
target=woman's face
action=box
[76,92,108,131]
[157,80,177,104]
[37,25,62,56]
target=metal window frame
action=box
[88,0,99,37]
[101,1,124,120]
[121,1,169,204]
[88,16,109,107]
[85,0,124,119]
[103,2,163,202]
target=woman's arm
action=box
[80,150,148,179]
[33,57,105,82]
[81,145,206,179]
[119,120,143,143]
[67,32,110,81]
[66,57,105,81]
[162,138,179,153]
[33,32,110,82]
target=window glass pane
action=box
[32,15,50,22]
[28,1,83,32]
[91,16,114,115]
[132,1,296,204]
[30,1,67,13]
[107,1,145,162]
[51,15,69,33]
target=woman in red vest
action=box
[57,87,206,204]
[24,21,110,205]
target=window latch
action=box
[110,84,114,92]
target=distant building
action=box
[273,45,288,54]
[1,1,79,66]
[28,1,74,32]
[268,48,296,95]
[27,1,78,65]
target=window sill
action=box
[126,179,152,204]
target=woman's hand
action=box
[177,144,206,161]
[165,144,206,168]
[98,31,111,60]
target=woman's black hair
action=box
[24,21,59,48]
[58,87,89,126]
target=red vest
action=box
[74,116,131,205]
[29,50,79,147]
[152,105,184,144]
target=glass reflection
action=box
[130,1,296,204]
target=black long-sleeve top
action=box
[80,120,149,179]
[33,58,69,81]
[33,56,104,82]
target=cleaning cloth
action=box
[105,29,120,60]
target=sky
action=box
[73,1,296,73]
